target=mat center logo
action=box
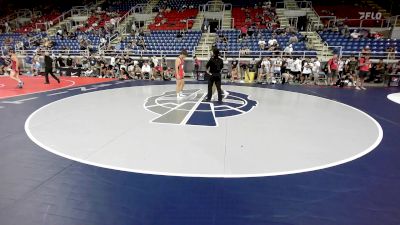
[144,89,257,126]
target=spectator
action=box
[312,57,321,85]
[327,54,339,85]
[338,57,345,78]
[374,59,386,83]
[268,36,278,47]
[345,55,358,83]
[301,58,312,84]
[289,34,298,44]
[350,30,360,39]
[361,46,371,57]
[357,55,371,90]
[141,61,152,79]
[292,57,302,81]
[387,46,396,59]
[283,44,293,56]
[258,38,266,49]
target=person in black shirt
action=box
[66,55,73,76]
[44,52,60,84]
[205,48,224,102]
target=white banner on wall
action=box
[359,12,382,20]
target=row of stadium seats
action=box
[155,0,209,9]
[16,12,61,33]
[149,9,198,30]
[232,7,277,29]
[109,0,149,11]
[118,31,201,55]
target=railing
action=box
[296,1,312,9]
[71,6,89,17]
[219,50,317,60]
[187,19,203,30]
[341,51,400,60]
[200,2,231,13]
[327,18,392,28]
[15,49,90,56]
[324,44,343,57]
[39,9,74,32]
[101,49,196,57]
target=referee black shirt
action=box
[44,55,53,70]
[206,56,224,74]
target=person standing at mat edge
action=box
[44,52,60,84]
[205,48,224,103]
[175,49,188,99]
[8,50,24,88]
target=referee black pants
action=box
[45,68,60,83]
[207,74,222,101]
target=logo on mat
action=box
[144,89,257,126]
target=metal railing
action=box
[218,50,318,59]
[15,49,90,57]
[276,1,312,9]
[187,19,203,30]
[327,18,392,28]
[101,49,196,57]
[199,2,232,13]
[341,51,400,60]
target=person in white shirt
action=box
[258,57,271,82]
[286,57,294,74]
[272,57,282,75]
[151,56,159,67]
[268,38,278,47]
[141,62,152,79]
[338,57,345,78]
[292,57,302,81]
[258,39,266,49]
[301,58,312,84]
[350,30,360,39]
[284,44,293,56]
[110,56,116,67]
[312,57,321,84]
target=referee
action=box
[44,52,60,84]
[205,48,224,102]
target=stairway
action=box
[302,8,324,31]
[301,31,333,61]
[276,9,290,28]
[144,0,159,14]
[47,0,106,35]
[283,0,299,10]
[195,33,216,57]
[222,9,232,29]
[192,12,204,30]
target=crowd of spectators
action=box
[224,54,400,88]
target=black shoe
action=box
[57,79,61,83]
[44,82,50,84]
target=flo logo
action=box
[144,89,257,126]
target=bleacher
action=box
[0,33,28,49]
[155,0,208,9]
[320,31,400,58]
[148,9,198,30]
[15,12,62,33]
[216,30,316,57]
[120,30,202,56]
[109,0,149,11]
[232,7,278,29]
